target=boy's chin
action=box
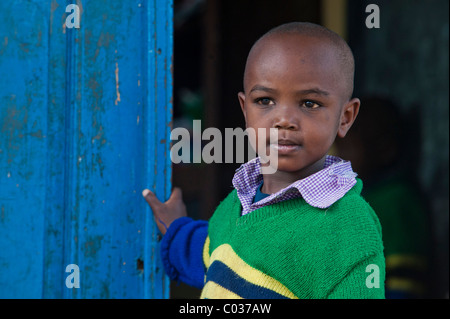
[268,157,324,176]
[266,161,306,174]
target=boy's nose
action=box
[273,110,299,130]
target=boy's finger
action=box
[169,187,183,202]
[166,187,186,208]
[142,189,163,210]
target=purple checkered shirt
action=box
[232,155,358,215]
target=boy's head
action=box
[238,22,360,178]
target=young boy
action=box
[143,22,385,299]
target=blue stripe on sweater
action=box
[206,260,289,299]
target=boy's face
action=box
[238,33,360,178]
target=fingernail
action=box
[142,189,151,197]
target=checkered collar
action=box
[232,155,358,215]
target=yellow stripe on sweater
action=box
[201,281,243,299]
[207,243,298,299]
[203,236,210,268]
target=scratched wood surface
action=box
[0,0,172,298]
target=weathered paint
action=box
[0,0,172,298]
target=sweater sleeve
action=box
[160,217,208,289]
[327,253,386,299]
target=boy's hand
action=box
[142,187,187,235]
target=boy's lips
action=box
[269,139,301,154]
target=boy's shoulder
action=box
[331,178,382,230]
[275,178,383,249]
[323,178,384,251]
[214,188,239,213]
[208,188,240,227]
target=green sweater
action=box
[201,179,385,299]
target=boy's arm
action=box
[160,217,208,289]
[327,253,386,299]
[142,187,208,289]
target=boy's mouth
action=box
[269,139,301,154]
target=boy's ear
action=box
[238,92,247,124]
[337,97,360,138]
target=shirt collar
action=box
[232,155,358,211]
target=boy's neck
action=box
[260,156,326,194]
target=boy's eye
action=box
[255,98,274,106]
[302,100,321,109]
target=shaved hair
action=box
[246,22,356,100]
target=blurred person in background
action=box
[335,96,432,298]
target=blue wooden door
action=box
[0,0,172,298]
